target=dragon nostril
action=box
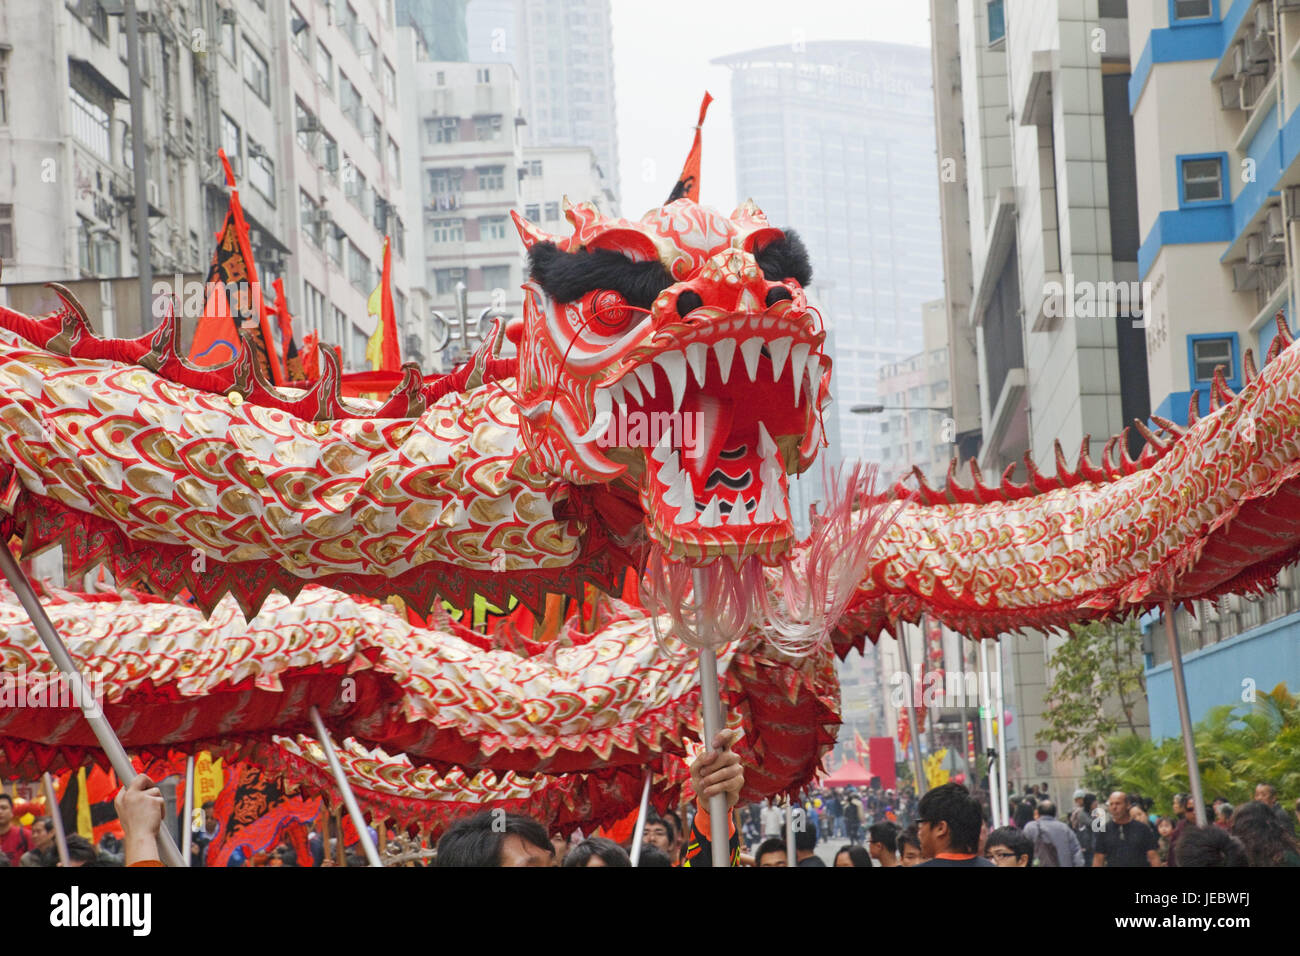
[677,290,703,317]
[765,286,793,307]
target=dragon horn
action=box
[510,209,561,251]
[1243,347,1259,384]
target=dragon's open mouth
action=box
[593,305,826,564]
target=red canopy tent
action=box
[823,759,872,787]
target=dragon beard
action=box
[641,463,896,654]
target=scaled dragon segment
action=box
[0,583,838,795]
[511,197,831,566]
[832,316,1300,648]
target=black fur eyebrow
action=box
[754,230,813,287]
[527,242,674,310]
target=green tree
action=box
[1037,619,1147,769]
[1096,684,1300,811]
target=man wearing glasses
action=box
[913,783,996,867]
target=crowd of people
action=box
[9,755,1300,867]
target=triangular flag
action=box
[365,237,401,373]
[666,92,713,203]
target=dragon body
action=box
[2,198,1299,646]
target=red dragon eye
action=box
[588,290,635,335]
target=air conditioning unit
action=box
[1219,77,1243,109]
[1233,42,1247,78]
[1256,2,1275,38]
[1246,34,1274,71]
[1267,204,1285,241]
[297,115,322,134]
[218,6,237,26]
[307,208,333,224]
[1233,262,1260,291]
[1247,232,1264,264]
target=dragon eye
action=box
[588,290,636,335]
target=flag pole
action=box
[628,771,652,866]
[181,754,195,866]
[0,546,185,867]
[978,638,1003,828]
[42,773,70,867]
[693,571,731,868]
[309,707,383,867]
[785,797,797,866]
[896,628,928,797]
[1163,603,1208,826]
[993,638,1009,826]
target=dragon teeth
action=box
[740,337,763,382]
[769,336,793,382]
[714,339,736,384]
[685,342,709,388]
[655,350,687,414]
[607,380,625,408]
[672,471,696,524]
[634,363,658,399]
[651,429,672,463]
[621,372,643,406]
[754,484,776,523]
[725,497,750,526]
[737,288,762,313]
[757,421,779,459]
[699,495,723,528]
[790,342,811,406]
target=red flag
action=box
[667,92,712,203]
[271,277,305,382]
[853,730,870,766]
[189,150,286,386]
[300,331,321,382]
[365,237,401,373]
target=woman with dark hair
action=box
[833,845,873,867]
[562,836,632,868]
[1230,800,1300,867]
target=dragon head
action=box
[511,196,830,567]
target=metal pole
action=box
[309,706,382,867]
[0,546,184,866]
[181,754,194,866]
[628,772,652,866]
[694,570,731,868]
[994,639,1009,826]
[124,0,153,325]
[785,799,797,866]
[1163,604,1208,826]
[896,628,928,797]
[978,639,1002,827]
[455,281,469,351]
[42,773,70,867]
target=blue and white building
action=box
[1129,0,1300,734]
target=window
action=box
[477,166,505,191]
[340,75,362,125]
[243,37,270,102]
[332,306,347,343]
[0,50,8,126]
[474,114,503,141]
[221,21,237,61]
[987,0,1006,45]
[525,159,543,176]
[366,109,382,154]
[347,241,372,291]
[72,0,110,43]
[302,280,326,337]
[340,2,360,48]
[77,216,118,276]
[221,113,242,166]
[291,6,311,57]
[476,68,491,83]
[480,216,508,240]
[0,204,12,259]
[296,99,318,154]
[383,60,397,105]
[544,201,560,221]
[1180,155,1225,204]
[300,190,322,246]
[347,167,368,210]
[482,265,511,291]
[1191,336,1234,383]
[328,230,343,266]
[322,132,339,180]
[316,42,334,95]
[436,71,446,86]
[69,73,112,161]
[1172,0,1213,20]
[434,268,467,295]
[248,139,275,202]
[427,116,460,144]
[524,203,541,220]
[429,218,464,243]
[429,168,463,205]
[386,137,401,179]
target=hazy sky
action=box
[610,0,933,219]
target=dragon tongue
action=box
[679,391,732,484]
